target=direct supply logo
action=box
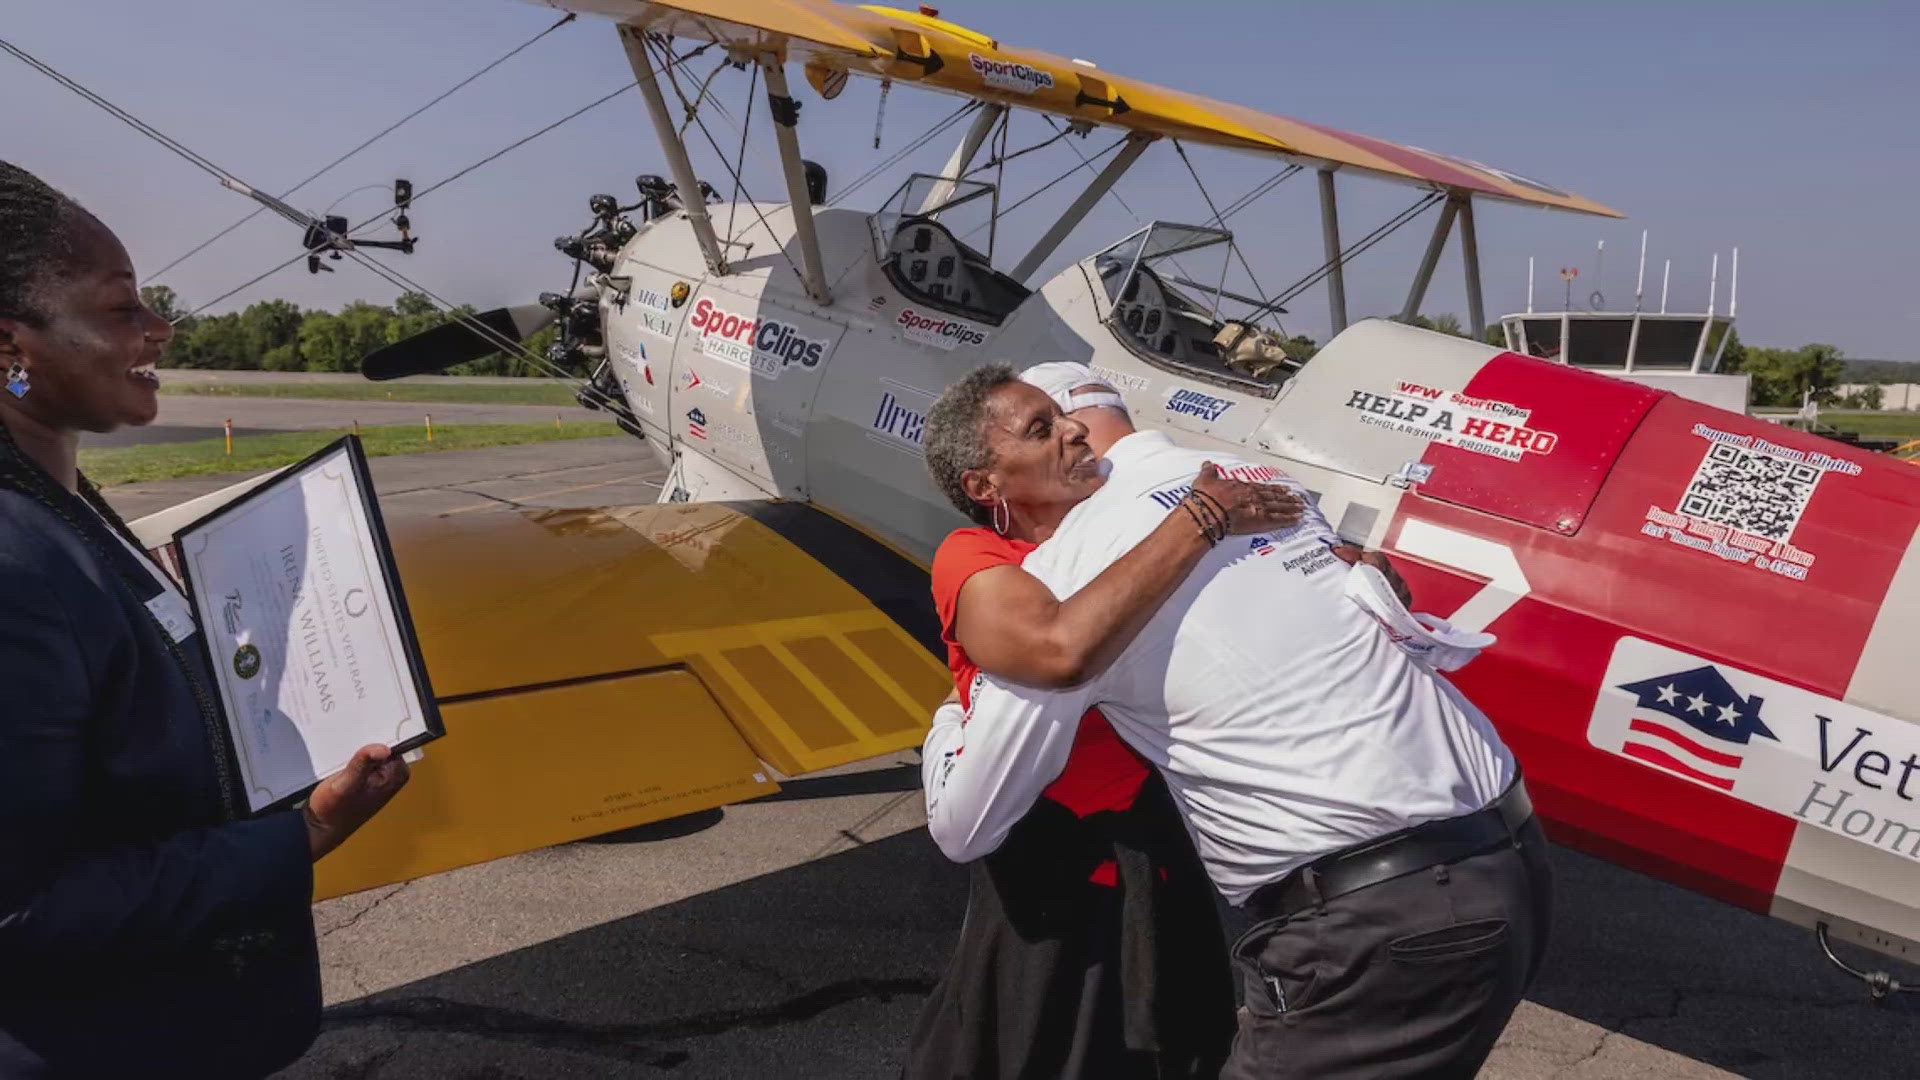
[1166,388,1234,423]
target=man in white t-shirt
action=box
[920,363,1552,1079]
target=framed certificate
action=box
[170,435,442,814]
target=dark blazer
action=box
[0,482,320,1079]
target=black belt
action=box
[1244,778,1534,924]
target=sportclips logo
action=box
[897,308,986,351]
[969,53,1055,94]
[688,298,827,376]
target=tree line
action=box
[143,285,1891,409]
[139,286,558,377]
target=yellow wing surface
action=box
[529,0,1619,217]
[315,499,949,899]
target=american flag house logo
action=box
[687,408,708,440]
[1606,666,1777,791]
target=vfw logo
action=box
[1589,638,1920,863]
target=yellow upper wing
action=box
[529,0,1620,217]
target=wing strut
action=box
[1400,192,1461,323]
[620,25,729,276]
[1317,169,1348,334]
[761,56,833,305]
[1011,130,1156,284]
[1459,195,1485,337]
[920,103,1007,217]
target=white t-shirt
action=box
[922,430,1516,905]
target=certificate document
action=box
[174,436,442,813]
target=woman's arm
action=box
[956,464,1301,688]
[0,553,312,969]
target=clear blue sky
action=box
[6,0,1916,357]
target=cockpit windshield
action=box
[1093,222,1302,395]
[868,174,1031,325]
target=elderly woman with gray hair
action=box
[904,361,1300,1079]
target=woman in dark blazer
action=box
[0,160,411,1078]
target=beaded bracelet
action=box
[1179,500,1216,545]
[1188,487,1233,537]
[1181,493,1227,545]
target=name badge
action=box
[146,588,197,644]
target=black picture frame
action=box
[169,434,443,816]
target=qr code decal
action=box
[1677,442,1821,540]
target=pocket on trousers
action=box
[1386,918,1510,965]
[1232,915,1320,1019]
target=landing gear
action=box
[577,359,645,442]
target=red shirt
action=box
[931,528,1152,886]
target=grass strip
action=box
[83,420,619,486]
[157,380,582,407]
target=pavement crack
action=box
[443,486,526,510]
[321,881,413,942]
[1568,985,1684,1070]
[321,976,937,1068]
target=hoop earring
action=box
[4,362,28,399]
[991,498,1009,537]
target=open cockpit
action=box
[868,174,1031,325]
[1089,223,1306,396]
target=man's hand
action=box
[304,744,411,861]
[1333,544,1413,608]
[1191,462,1305,537]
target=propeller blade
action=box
[360,304,556,381]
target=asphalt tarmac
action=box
[97,437,1920,1080]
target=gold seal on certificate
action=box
[172,436,442,813]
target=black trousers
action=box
[1221,816,1553,1080]
[905,773,1236,1080]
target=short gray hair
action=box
[924,362,1019,527]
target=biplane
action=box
[167,0,1912,983]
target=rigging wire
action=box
[1029,118,1207,288]
[825,99,980,207]
[0,35,305,232]
[1210,164,1302,227]
[140,11,578,284]
[647,37,807,288]
[1173,139,1268,300]
[676,55,739,138]
[724,63,759,244]
[1245,191,1445,322]
[343,74,660,238]
[170,250,319,326]
[184,73,657,322]
[958,133,1129,243]
[987,108,1010,263]
[964,120,1073,179]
